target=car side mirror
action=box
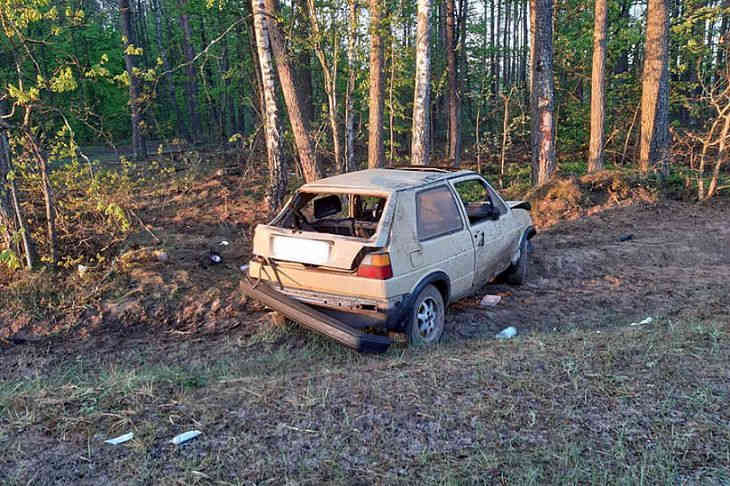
[465,202,500,221]
[486,204,500,220]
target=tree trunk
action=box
[27,133,57,265]
[446,0,461,166]
[119,0,147,159]
[307,0,342,173]
[295,0,314,126]
[491,0,496,95]
[588,0,607,172]
[705,110,730,199]
[252,0,287,211]
[717,0,729,69]
[411,0,433,166]
[639,0,670,174]
[503,0,510,86]
[0,125,17,249]
[245,12,266,127]
[178,0,202,143]
[521,0,527,85]
[152,0,184,140]
[368,0,386,168]
[0,127,37,270]
[496,0,501,92]
[198,15,221,141]
[264,0,321,182]
[345,0,359,172]
[529,0,557,185]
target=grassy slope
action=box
[1,318,728,485]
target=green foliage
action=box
[0,248,21,270]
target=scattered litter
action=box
[240,264,248,273]
[619,234,634,242]
[104,432,133,445]
[219,240,230,246]
[170,430,202,445]
[496,326,518,340]
[630,317,653,327]
[77,264,89,277]
[480,294,502,307]
[209,251,222,264]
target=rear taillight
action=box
[357,252,393,279]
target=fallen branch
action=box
[129,209,162,244]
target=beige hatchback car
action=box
[248,167,535,345]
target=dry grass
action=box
[1,318,728,484]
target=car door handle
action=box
[474,231,485,247]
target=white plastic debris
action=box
[496,326,518,340]
[209,252,222,264]
[480,294,502,307]
[170,430,202,445]
[240,264,248,273]
[630,317,653,327]
[219,240,230,246]
[104,432,134,445]
[77,264,89,277]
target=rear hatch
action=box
[252,190,395,272]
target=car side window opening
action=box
[416,185,464,241]
[453,178,507,225]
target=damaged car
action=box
[244,167,535,349]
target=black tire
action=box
[407,284,445,346]
[505,238,528,285]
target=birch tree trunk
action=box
[529,0,557,185]
[344,0,359,172]
[639,0,670,174]
[368,0,385,168]
[411,0,433,166]
[307,0,342,173]
[178,0,202,143]
[264,0,321,183]
[119,0,147,159]
[252,0,287,211]
[446,0,461,166]
[588,0,607,172]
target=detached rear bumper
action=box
[246,262,410,329]
[239,279,391,353]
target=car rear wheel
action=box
[504,238,528,285]
[407,284,445,346]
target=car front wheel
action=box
[407,284,445,346]
[504,237,528,285]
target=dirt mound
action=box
[527,171,657,228]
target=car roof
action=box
[300,168,476,193]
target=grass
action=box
[1,318,728,484]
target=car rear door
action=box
[450,175,512,288]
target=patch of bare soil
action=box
[450,198,730,340]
